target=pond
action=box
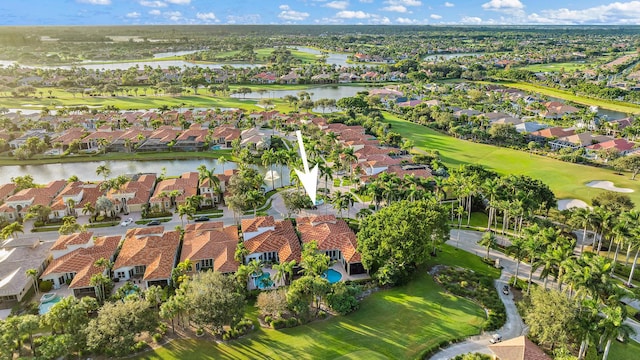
[0,158,291,188]
[294,47,351,67]
[231,85,371,102]
[424,53,484,61]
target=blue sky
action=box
[2,0,640,25]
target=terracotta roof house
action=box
[137,126,181,152]
[51,128,87,151]
[586,139,638,157]
[174,123,209,151]
[0,238,53,309]
[81,129,124,152]
[110,128,153,152]
[488,336,551,360]
[242,217,301,265]
[550,132,612,151]
[360,154,403,176]
[50,181,105,219]
[241,127,271,151]
[150,172,198,210]
[297,215,366,275]
[0,180,66,221]
[0,183,16,202]
[113,227,181,288]
[41,235,121,298]
[541,102,579,119]
[108,173,156,213]
[181,222,239,274]
[50,231,95,259]
[211,125,241,148]
[529,127,575,140]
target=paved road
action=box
[430,230,527,360]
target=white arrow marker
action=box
[294,130,318,205]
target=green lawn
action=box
[427,244,501,279]
[520,61,591,73]
[382,112,640,206]
[137,271,486,360]
[483,81,640,114]
[609,339,640,359]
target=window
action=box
[201,259,213,268]
[134,265,146,275]
[117,272,125,279]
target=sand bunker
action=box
[586,181,634,193]
[558,199,591,211]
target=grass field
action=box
[382,112,640,206]
[485,81,640,114]
[137,269,486,360]
[520,61,591,73]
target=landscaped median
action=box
[136,269,488,360]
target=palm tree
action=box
[197,164,220,207]
[571,207,595,255]
[523,224,545,294]
[1,222,24,239]
[217,155,227,173]
[96,164,111,181]
[455,205,465,248]
[482,177,501,230]
[510,237,527,286]
[94,257,114,279]
[274,149,290,189]
[478,231,497,259]
[599,305,635,360]
[90,273,111,303]
[273,260,296,286]
[235,242,249,264]
[82,202,96,222]
[25,268,39,296]
[317,159,333,198]
[261,148,277,190]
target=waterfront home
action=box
[0,180,66,221]
[149,172,199,210]
[242,217,301,265]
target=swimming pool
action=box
[39,295,61,315]
[254,273,274,289]
[322,269,343,284]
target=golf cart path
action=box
[429,230,528,360]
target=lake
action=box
[231,85,371,101]
[294,47,351,67]
[424,53,484,61]
[0,159,291,188]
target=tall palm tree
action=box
[455,205,465,248]
[25,268,39,296]
[571,207,595,255]
[599,305,635,360]
[261,148,277,190]
[482,177,501,230]
[273,260,296,286]
[95,164,111,181]
[82,202,96,222]
[1,222,24,240]
[510,237,527,286]
[274,149,290,189]
[217,155,227,173]
[478,231,497,259]
[197,164,220,207]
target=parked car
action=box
[490,334,502,344]
[120,218,133,227]
[502,285,509,295]
[146,220,161,226]
[194,216,210,222]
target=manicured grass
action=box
[483,81,640,114]
[136,271,486,360]
[609,339,640,359]
[382,112,640,206]
[427,243,501,279]
[519,61,590,73]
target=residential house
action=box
[550,132,612,151]
[180,222,239,274]
[81,128,124,152]
[488,336,551,360]
[50,182,105,219]
[279,72,301,84]
[515,122,548,134]
[0,184,16,203]
[0,180,66,221]
[586,139,637,158]
[108,174,156,213]
[242,217,301,265]
[41,234,120,298]
[9,129,48,150]
[297,215,365,275]
[136,126,181,152]
[112,227,181,288]
[51,128,86,151]
[529,127,575,143]
[241,127,271,151]
[150,172,199,211]
[211,125,241,148]
[174,123,209,151]
[0,237,53,309]
[109,128,153,152]
[541,101,579,119]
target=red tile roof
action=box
[244,219,301,263]
[181,222,240,273]
[242,216,276,233]
[51,232,94,251]
[297,215,361,263]
[114,228,180,281]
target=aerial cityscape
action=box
[0,1,640,360]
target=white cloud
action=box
[165,0,190,4]
[444,2,454,7]
[325,1,349,9]
[196,12,216,21]
[385,0,421,6]
[396,17,417,24]
[382,5,408,12]
[359,0,373,2]
[460,16,483,24]
[126,12,141,18]
[226,14,261,24]
[336,10,372,18]
[370,16,392,24]
[481,0,524,10]
[527,1,640,24]
[149,9,161,15]
[140,0,167,7]
[278,6,310,21]
[165,11,182,21]
[430,14,442,19]
[77,0,111,4]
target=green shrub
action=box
[271,318,287,329]
[326,282,361,315]
[286,317,298,327]
[39,280,53,292]
[264,315,272,324]
[133,341,147,352]
[152,333,163,343]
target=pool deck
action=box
[248,263,370,290]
